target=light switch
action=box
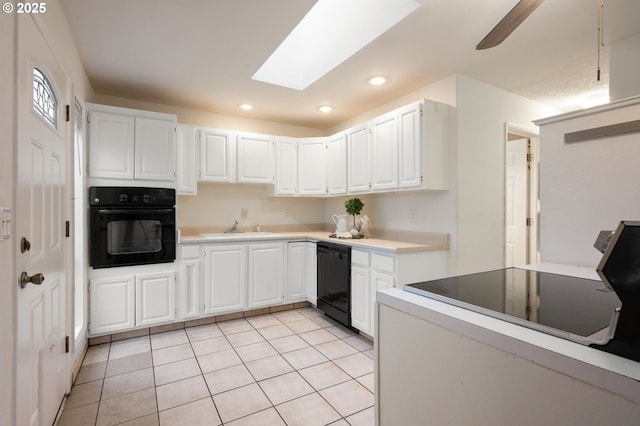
[0,207,11,241]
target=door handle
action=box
[19,272,45,289]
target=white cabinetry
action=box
[326,133,348,195]
[287,241,317,304]
[351,260,371,334]
[177,245,201,320]
[275,137,298,195]
[298,138,326,196]
[176,125,198,195]
[203,244,247,315]
[370,111,399,191]
[200,128,237,183]
[248,242,284,308]
[397,102,422,188]
[88,104,176,183]
[89,265,176,335]
[347,124,370,193]
[135,271,176,327]
[237,133,274,184]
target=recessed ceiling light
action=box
[238,103,254,111]
[318,105,334,113]
[368,76,387,86]
[252,0,420,90]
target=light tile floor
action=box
[56,307,375,426]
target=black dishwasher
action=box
[317,242,352,328]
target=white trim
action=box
[534,95,640,126]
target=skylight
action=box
[252,0,421,90]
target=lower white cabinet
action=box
[203,244,248,315]
[248,243,285,308]
[177,245,201,320]
[350,264,371,334]
[286,241,317,304]
[89,266,176,335]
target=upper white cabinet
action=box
[275,137,298,195]
[200,128,237,183]
[88,104,176,183]
[237,132,274,184]
[176,125,199,195]
[326,132,348,196]
[370,110,399,191]
[347,124,370,193]
[298,137,326,196]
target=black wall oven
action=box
[89,186,176,269]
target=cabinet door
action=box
[287,242,307,302]
[179,258,201,320]
[326,133,347,195]
[135,117,176,181]
[371,271,394,337]
[275,137,298,195]
[176,125,198,194]
[200,128,237,182]
[398,102,423,188]
[298,137,327,196]
[237,133,274,184]
[305,242,317,305]
[88,111,135,179]
[248,243,284,308]
[347,124,370,193]
[89,275,135,335]
[370,111,399,191]
[351,265,371,334]
[135,271,176,327]
[203,245,247,315]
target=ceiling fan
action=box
[476,0,544,50]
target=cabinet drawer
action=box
[372,253,395,273]
[352,249,370,267]
[181,245,200,259]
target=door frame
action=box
[504,123,540,266]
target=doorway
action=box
[504,124,539,268]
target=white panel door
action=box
[286,242,306,302]
[351,265,371,334]
[179,258,201,320]
[505,138,529,267]
[203,245,247,315]
[134,117,176,181]
[237,133,273,184]
[398,102,423,188]
[89,275,135,335]
[347,124,370,193]
[248,243,284,308]
[275,137,298,195]
[135,271,175,327]
[298,137,327,196]
[371,271,394,337]
[176,125,198,194]
[16,15,68,426]
[200,129,237,182]
[326,133,348,195]
[88,111,135,179]
[370,111,398,191]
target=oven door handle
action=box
[97,208,174,214]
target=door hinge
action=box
[526,217,534,226]
[88,281,91,292]
[65,105,70,122]
[87,113,91,124]
[65,336,70,353]
[527,153,534,162]
[65,220,70,238]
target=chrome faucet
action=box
[231,220,239,232]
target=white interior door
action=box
[505,138,528,267]
[16,16,68,426]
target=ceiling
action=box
[60,0,640,130]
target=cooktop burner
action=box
[405,268,622,345]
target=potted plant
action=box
[344,197,364,230]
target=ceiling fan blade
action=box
[476,0,544,50]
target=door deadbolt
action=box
[19,272,45,288]
[20,237,31,253]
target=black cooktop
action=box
[405,268,622,345]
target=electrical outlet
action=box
[410,209,416,223]
[241,208,248,219]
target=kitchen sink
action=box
[201,231,279,239]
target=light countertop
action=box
[178,230,449,254]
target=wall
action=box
[536,97,640,267]
[609,34,640,101]
[0,9,17,426]
[455,75,555,274]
